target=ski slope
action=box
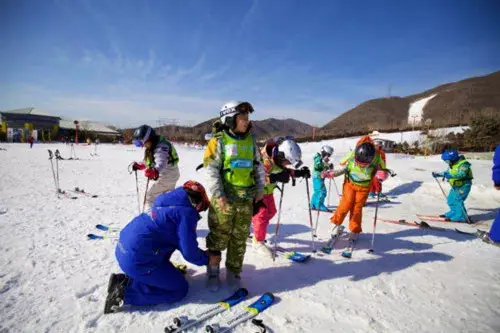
[0,141,499,333]
[408,94,437,125]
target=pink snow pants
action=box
[251,193,277,241]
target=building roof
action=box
[373,138,396,143]
[59,119,120,135]
[1,108,58,118]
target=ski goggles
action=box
[220,102,255,117]
[274,135,295,143]
[133,139,144,147]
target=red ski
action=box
[379,218,420,227]
[416,214,450,222]
[381,219,451,232]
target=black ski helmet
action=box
[133,125,156,143]
[354,142,376,166]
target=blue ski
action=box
[87,233,117,240]
[95,224,120,232]
[341,238,356,258]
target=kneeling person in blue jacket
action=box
[104,181,216,314]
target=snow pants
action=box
[251,193,277,242]
[311,176,328,210]
[206,197,253,274]
[118,254,188,306]
[489,210,500,242]
[444,182,471,222]
[330,181,370,233]
[145,165,180,210]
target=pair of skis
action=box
[88,224,119,240]
[164,289,274,333]
[246,237,311,263]
[320,225,357,259]
[379,216,498,246]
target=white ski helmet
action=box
[321,145,334,156]
[276,139,303,168]
[219,101,254,129]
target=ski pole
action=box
[313,210,321,237]
[327,178,332,206]
[434,177,448,200]
[368,192,381,253]
[304,176,316,253]
[48,150,59,196]
[135,170,141,214]
[272,183,285,262]
[332,177,341,199]
[55,151,60,190]
[142,178,150,213]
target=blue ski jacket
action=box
[116,187,208,275]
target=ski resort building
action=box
[0,108,61,142]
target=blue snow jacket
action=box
[116,187,208,275]
[493,145,500,187]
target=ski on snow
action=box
[71,187,98,198]
[341,237,357,259]
[87,224,120,240]
[379,219,449,231]
[246,237,311,263]
[164,288,249,333]
[455,229,500,248]
[87,233,117,240]
[321,225,346,254]
[204,292,275,333]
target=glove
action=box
[132,162,146,171]
[294,166,311,179]
[328,163,334,170]
[432,172,443,178]
[323,170,334,179]
[252,200,267,216]
[145,167,159,180]
[269,171,290,183]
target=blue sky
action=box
[1,0,499,128]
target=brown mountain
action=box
[154,117,313,142]
[321,70,500,135]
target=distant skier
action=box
[328,136,386,238]
[104,181,217,314]
[488,144,500,242]
[310,145,334,211]
[131,125,180,210]
[251,136,311,257]
[432,149,473,222]
[27,136,34,148]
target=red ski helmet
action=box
[183,180,210,212]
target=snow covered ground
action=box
[1,140,499,333]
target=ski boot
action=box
[206,264,221,292]
[252,237,273,259]
[226,271,244,291]
[104,273,128,314]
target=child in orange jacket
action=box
[327,136,385,235]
